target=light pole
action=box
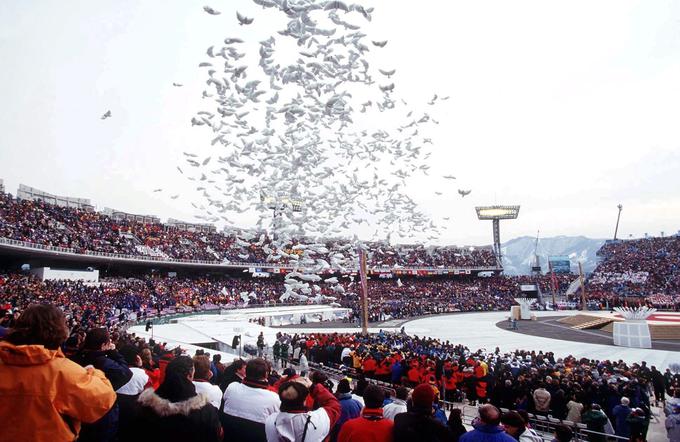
[613,204,623,240]
[475,205,521,268]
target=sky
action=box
[0,0,679,246]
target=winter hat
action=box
[279,380,309,412]
[500,411,525,429]
[156,356,197,403]
[119,345,141,366]
[411,384,435,409]
[337,378,352,394]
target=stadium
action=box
[2,1,680,442]
[1,181,679,441]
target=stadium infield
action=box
[494,315,680,352]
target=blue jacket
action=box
[331,393,362,442]
[391,361,403,383]
[433,404,448,426]
[73,349,132,442]
[612,404,631,437]
[459,424,517,442]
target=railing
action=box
[0,237,502,273]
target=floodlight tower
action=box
[613,204,623,240]
[475,205,520,267]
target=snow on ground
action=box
[129,307,679,369]
[403,310,679,369]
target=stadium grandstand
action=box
[1,184,679,441]
[0,190,499,270]
[586,237,680,309]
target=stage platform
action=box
[556,311,680,340]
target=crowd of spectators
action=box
[0,273,302,332]
[6,301,680,442]
[0,192,497,267]
[0,271,582,334]
[587,237,680,303]
[278,331,680,441]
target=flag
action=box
[549,262,558,293]
[358,247,369,334]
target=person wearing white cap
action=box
[612,397,631,438]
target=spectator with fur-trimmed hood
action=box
[134,355,222,442]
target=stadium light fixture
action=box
[475,205,520,267]
[475,206,520,220]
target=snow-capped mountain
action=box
[500,235,605,275]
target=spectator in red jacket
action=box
[362,354,378,378]
[338,385,394,442]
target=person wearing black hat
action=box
[393,384,452,442]
[331,379,362,442]
[134,355,222,442]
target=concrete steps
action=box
[557,314,595,327]
[572,317,616,330]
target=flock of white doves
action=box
[129,0,475,302]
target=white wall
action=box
[30,267,99,283]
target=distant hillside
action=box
[500,235,606,275]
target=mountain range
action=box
[500,235,606,275]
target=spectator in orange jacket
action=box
[0,304,116,442]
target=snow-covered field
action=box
[128,307,679,369]
[403,311,679,369]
